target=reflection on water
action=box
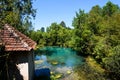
[35,47,85,79]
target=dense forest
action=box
[0,0,120,80]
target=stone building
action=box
[0,24,36,80]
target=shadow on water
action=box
[34,68,51,80]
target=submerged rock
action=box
[50,71,54,75]
[35,60,44,64]
[54,73,63,79]
[51,61,58,65]
[67,70,72,74]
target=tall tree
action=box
[60,21,66,28]
[72,10,91,55]
[88,5,102,34]
[102,1,119,16]
[0,0,36,34]
[40,27,45,32]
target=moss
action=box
[74,56,106,80]
[86,56,105,73]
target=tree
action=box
[88,5,102,34]
[72,10,92,55]
[102,1,119,16]
[60,21,66,28]
[40,27,45,32]
[103,45,120,80]
[0,0,36,34]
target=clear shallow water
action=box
[35,47,85,79]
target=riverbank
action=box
[74,56,106,80]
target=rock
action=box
[54,73,63,79]
[50,71,54,75]
[67,70,72,74]
[51,61,58,65]
[35,60,44,64]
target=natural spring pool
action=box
[34,47,85,80]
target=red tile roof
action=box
[0,24,36,51]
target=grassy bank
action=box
[74,56,106,80]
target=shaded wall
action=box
[6,51,34,80]
[28,50,35,80]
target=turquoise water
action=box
[35,47,84,79]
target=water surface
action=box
[35,47,84,79]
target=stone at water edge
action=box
[54,73,63,79]
[67,70,72,74]
[51,61,58,65]
[50,71,54,75]
[35,60,44,64]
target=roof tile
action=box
[0,24,36,51]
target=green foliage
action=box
[92,36,110,61]
[88,5,102,34]
[29,1,120,79]
[40,27,45,32]
[102,1,119,16]
[0,0,36,34]
[30,22,72,48]
[60,21,67,28]
[71,1,120,79]
[72,10,92,55]
[103,45,120,80]
[75,63,106,80]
